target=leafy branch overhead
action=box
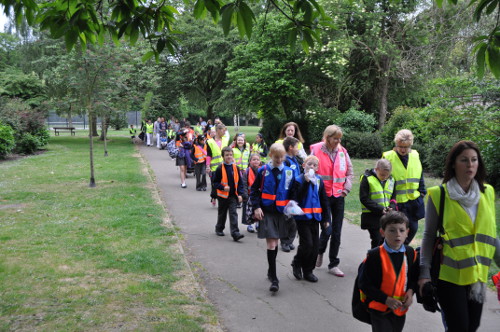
[0,0,499,77]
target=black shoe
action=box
[304,273,318,283]
[233,233,244,241]
[196,188,202,191]
[269,280,279,292]
[202,187,207,191]
[215,231,225,236]
[289,243,295,250]
[281,244,290,252]
[291,262,302,280]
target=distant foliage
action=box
[110,113,128,130]
[305,106,341,144]
[15,133,41,154]
[423,135,460,178]
[337,108,377,134]
[0,122,15,158]
[343,131,382,159]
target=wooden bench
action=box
[53,127,76,136]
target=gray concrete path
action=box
[140,145,500,332]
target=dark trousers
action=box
[437,279,483,332]
[318,195,344,269]
[369,310,406,332]
[398,198,422,245]
[368,228,383,249]
[216,196,240,236]
[194,163,207,190]
[293,220,319,274]
[209,170,217,199]
[280,216,297,246]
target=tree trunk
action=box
[88,111,96,187]
[377,55,391,129]
[101,116,109,157]
[206,104,214,123]
[91,116,99,137]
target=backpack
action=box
[352,246,416,325]
[167,140,179,158]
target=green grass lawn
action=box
[0,136,219,331]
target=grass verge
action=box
[0,136,220,331]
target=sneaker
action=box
[281,243,290,252]
[316,254,323,267]
[247,225,255,233]
[269,280,279,292]
[328,266,344,277]
[181,183,187,188]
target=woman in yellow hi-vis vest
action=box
[205,123,229,206]
[418,141,500,332]
[382,129,426,245]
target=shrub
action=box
[305,106,341,144]
[422,135,460,178]
[0,122,15,158]
[342,131,383,159]
[15,133,40,154]
[110,113,128,130]
[337,107,377,134]
[380,106,419,149]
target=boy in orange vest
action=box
[213,146,245,241]
[358,211,418,332]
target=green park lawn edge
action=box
[0,135,220,331]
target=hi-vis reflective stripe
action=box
[395,178,419,185]
[395,188,417,195]
[444,234,497,248]
[262,193,276,200]
[302,208,323,213]
[319,175,346,182]
[371,198,386,203]
[442,256,477,269]
[276,200,290,207]
[476,234,497,246]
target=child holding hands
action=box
[290,155,331,282]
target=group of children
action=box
[209,130,419,332]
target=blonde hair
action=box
[269,143,286,157]
[323,125,343,140]
[304,155,319,164]
[394,129,413,145]
[375,159,392,171]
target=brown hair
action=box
[380,211,409,230]
[278,122,305,143]
[221,146,233,157]
[443,140,486,192]
[283,136,299,152]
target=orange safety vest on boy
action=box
[194,144,206,163]
[310,142,348,197]
[216,164,239,199]
[364,245,414,316]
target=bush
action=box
[337,107,377,134]
[422,135,460,178]
[0,122,15,158]
[305,106,341,144]
[15,133,41,154]
[342,131,383,159]
[110,113,128,130]
[478,135,500,192]
[380,106,419,149]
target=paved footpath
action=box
[140,145,500,332]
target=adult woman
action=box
[176,129,193,188]
[310,125,353,277]
[382,129,426,244]
[276,122,307,160]
[418,141,499,332]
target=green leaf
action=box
[473,0,495,22]
[238,2,254,38]
[485,0,498,14]
[476,43,487,78]
[485,45,500,78]
[236,10,246,38]
[65,29,78,52]
[220,4,234,36]
[193,0,206,19]
[435,0,444,7]
[157,38,166,54]
[130,24,139,45]
[142,51,155,62]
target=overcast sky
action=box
[0,6,9,32]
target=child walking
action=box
[192,135,208,191]
[213,147,245,242]
[243,154,261,233]
[360,159,397,249]
[250,143,296,293]
[358,211,418,332]
[290,155,331,282]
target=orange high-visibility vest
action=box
[217,164,239,199]
[310,142,348,197]
[194,144,206,163]
[367,246,411,316]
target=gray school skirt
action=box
[258,211,290,239]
